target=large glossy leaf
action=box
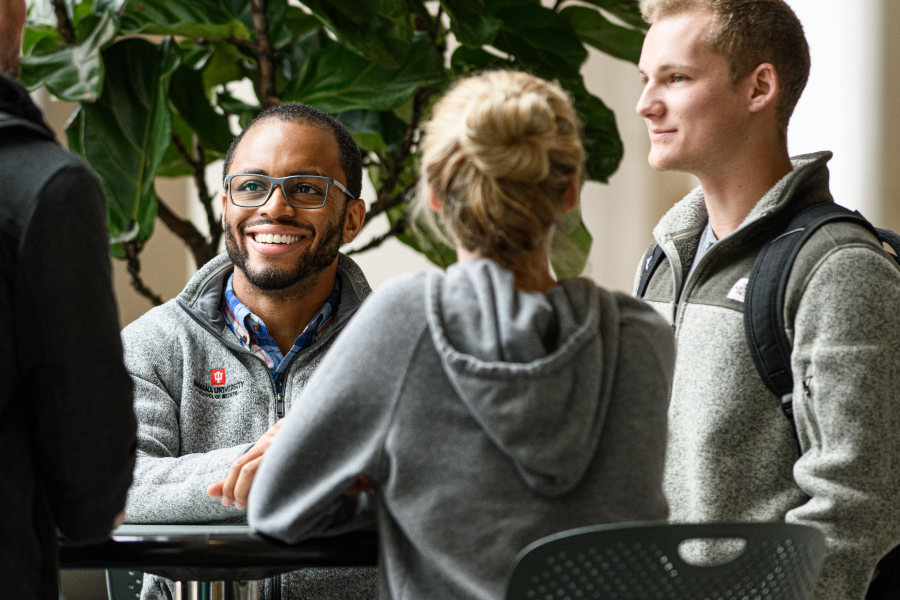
[559,6,645,65]
[484,0,587,80]
[449,46,514,75]
[550,204,592,278]
[21,24,62,57]
[283,33,445,113]
[578,0,648,31]
[19,10,118,102]
[337,110,407,156]
[570,83,623,183]
[302,0,414,68]
[156,114,195,179]
[169,66,234,154]
[203,42,252,90]
[440,0,500,48]
[78,38,179,246]
[119,0,251,41]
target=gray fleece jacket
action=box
[122,252,377,600]
[635,151,900,600]
[249,258,674,600]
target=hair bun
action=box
[458,88,558,182]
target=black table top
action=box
[59,525,378,581]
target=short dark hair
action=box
[222,104,364,199]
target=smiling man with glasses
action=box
[121,104,377,600]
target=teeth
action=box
[254,233,299,244]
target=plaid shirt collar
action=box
[221,272,341,391]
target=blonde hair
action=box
[640,0,809,136]
[413,70,585,269]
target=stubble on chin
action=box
[224,209,346,297]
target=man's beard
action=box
[225,207,345,293]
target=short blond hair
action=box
[413,70,585,267]
[641,0,810,135]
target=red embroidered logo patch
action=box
[211,369,226,386]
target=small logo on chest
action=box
[211,369,226,386]
[727,278,749,303]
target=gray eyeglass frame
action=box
[225,173,357,209]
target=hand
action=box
[207,419,283,510]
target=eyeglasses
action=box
[225,174,357,209]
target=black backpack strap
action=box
[636,243,665,298]
[744,203,877,430]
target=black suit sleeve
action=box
[17,164,137,545]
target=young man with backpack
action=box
[634,1,900,599]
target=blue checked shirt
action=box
[222,273,341,393]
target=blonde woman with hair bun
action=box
[249,70,676,600]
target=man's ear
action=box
[748,63,779,114]
[221,192,228,226]
[341,198,366,244]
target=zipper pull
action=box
[276,392,285,419]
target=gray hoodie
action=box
[122,252,377,600]
[249,258,674,600]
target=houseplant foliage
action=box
[22,0,646,305]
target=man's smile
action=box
[243,224,311,254]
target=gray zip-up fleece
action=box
[635,152,900,600]
[248,258,674,600]
[122,252,377,600]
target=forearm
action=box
[126,444,252,524]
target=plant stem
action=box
[346,215,408,256]
[249,0,277,109]
[156,196,216,269]
[51,0,76,45]
[123,241,164,307]
[365,88,429,225]
[172,135,223,254]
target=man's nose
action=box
[636,82,660,119]
[258,184,297,219]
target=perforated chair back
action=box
[505,522,825,600]
[106,569,144,600]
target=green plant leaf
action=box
[79,38,178,244]
[203,42,250,90]
[21,24,62,57]
[550,204,592,278]
[169,66,234,153]
[449,46,514,74]
[440,0,501,48]
[119,0,252,42]
[388,203,458,268]
[156,114,195,178]
[302,0,414,68]
[559,5,644,65]
[485,0,587,80]
[337,110,408,156]
[570,83,623,183]
[283,33,445,113]
[577,0,648,31]
[19,10,118,102]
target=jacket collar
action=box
[0,73,55,140]
[176,252,372,340]
[652,151,835,244]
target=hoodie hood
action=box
[424,258,621,497]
